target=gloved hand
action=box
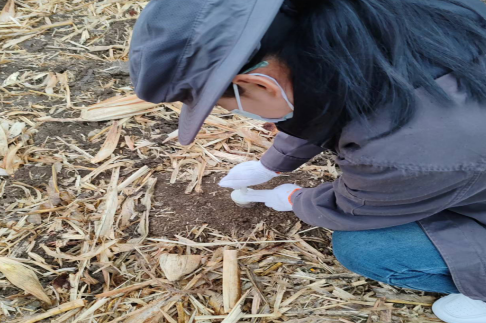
[219,161,279,189]
[234,184,302,211]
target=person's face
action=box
[217,59,294,119]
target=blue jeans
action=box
[333,222,459,294]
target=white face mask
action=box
[231,73,294,123]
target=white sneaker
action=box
[433,294,486,323]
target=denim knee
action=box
[332,223,459,294]
[332,230,384,281]
[332,222,432,280]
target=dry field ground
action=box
[0,1,445,322]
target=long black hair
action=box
[226,0,486,145]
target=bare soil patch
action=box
[149,172,326,237]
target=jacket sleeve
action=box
[260,132,324,172]
[291,160,476,231]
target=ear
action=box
[233,74,280,98]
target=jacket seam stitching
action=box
[342,155,486,172]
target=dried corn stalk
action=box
[0,126,8,156]
[236,128,272,149]
[223,250,241,313]
[22,299,85,323]
[222,290,250,323]
[123,298,170,323]
[0,257,51,305]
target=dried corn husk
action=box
[8,122,25,138]
[136,177,157,243]
[159,254,202,282]
[0,0,15,23]
[118,197,135,229]
[96,167,119,238]
[206,291,225,315]
[81,95,160,121]
[56,72,71,108]
[2,72,19,87]
[44,72,58,95]
[37,95,164,122]
[0,257,51,305]
[91,121,121,163]
[3,142,23,174]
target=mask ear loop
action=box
[233,83,245,112]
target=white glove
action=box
[219,161,279,189]
[235,184,302,211]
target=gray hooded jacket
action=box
[261,73,486,300]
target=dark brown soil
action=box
[34,121,104,149]
[12,165,52,187]
[148,119,180,141]
[0,165,51,206]
[149,172,330,237]
[0,17,134,112]
[4,162,92,201]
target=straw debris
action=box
[0,1,441,322]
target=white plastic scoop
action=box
[231,187,255,208]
